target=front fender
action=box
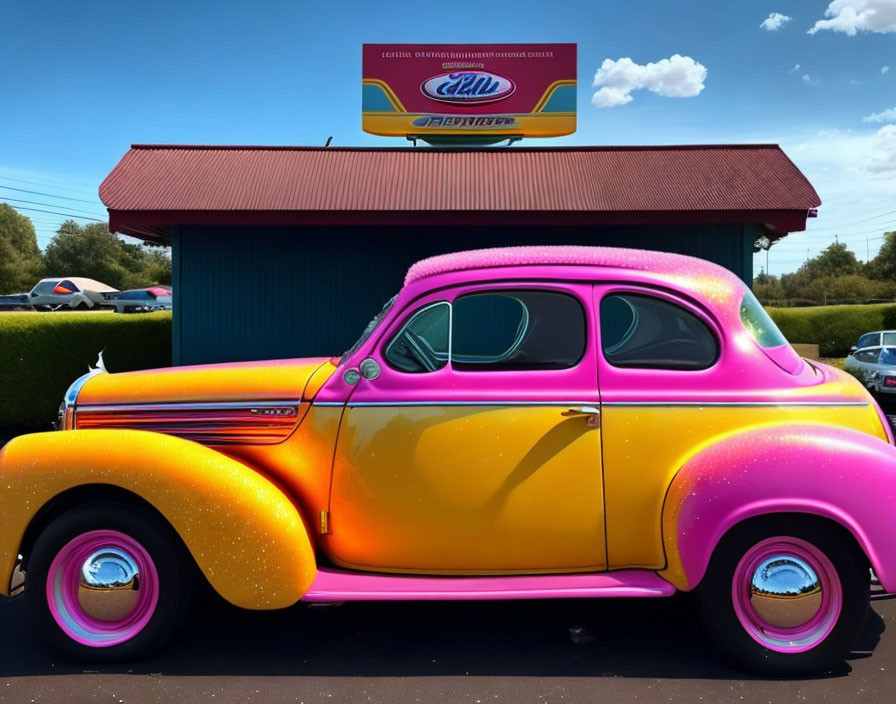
[0,429,316,609]
[660,424,896,592]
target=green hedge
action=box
[0,311,171,430]
[767,303,896,357]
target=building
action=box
[100,144,820,365]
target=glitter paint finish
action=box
[661,424,896,592]
[0,430,316,608]
[77,357,332,406]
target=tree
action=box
[43,221,171,290]
[866,231,896,281]
[0,204,43,294]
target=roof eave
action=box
[109,208,812,243]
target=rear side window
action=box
[882,333,896,347]
[855,348,881,363]
[452,290,586,371]
[600,293,718,370]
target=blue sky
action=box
[1,0,894,275]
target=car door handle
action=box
[560,406,601,427]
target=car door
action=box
[594,285,724,570]
[326,281,606,574]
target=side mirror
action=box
[850,346,857,355]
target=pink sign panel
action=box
[362,43,577,138]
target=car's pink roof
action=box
[405,245,740,288]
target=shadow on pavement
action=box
[1,589,883,681]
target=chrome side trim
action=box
[344,400,602,408]
[61,367,105,430]
[316,400,869,408]
[600,401,870,407]
[75,400,304,413]
[10,554,25,596]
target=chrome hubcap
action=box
[77,548,141,622]
[749,554,823,629]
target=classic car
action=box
[100,285,172,313]
[2,246,895,674]
[26,277,117,311]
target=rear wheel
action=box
[27,504,194,661]
[695,516,869,674]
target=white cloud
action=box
[761,12,792,30]
[802,74,821,86]
[884,65,891,74]
[869,125,896,172]
[591,54,707,108]
[808,0,896,35]
[864,106,896,122]
[790,63,801,72]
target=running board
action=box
[302,568,676,602]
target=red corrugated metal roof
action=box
[99,145,820,241]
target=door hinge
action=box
[319,510,330,535]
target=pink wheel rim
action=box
[46,530,159,648]
[732,536,842,654]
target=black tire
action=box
[695,515,869,674]
[26,503,194,662]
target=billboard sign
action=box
[362,43,576,140]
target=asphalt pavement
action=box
[2,395,896,703]
[0,589,893,704]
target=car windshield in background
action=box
[339,294,397,366]
[739,290,788,348]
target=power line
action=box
[1,197,106,217]
[0,184,103,205]
[803,207,896,232]
[801,219,896,239]
[0,174,98,196]
[6,205,104,223]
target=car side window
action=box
[452,290,586,371]
[858,333,880,349]
[883,333,896,347]
[855,348,881,364]
[384,303,450,373]
[600,293,718,370]
[880,348,896,365]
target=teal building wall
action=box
[171,224,760,365]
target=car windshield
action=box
[739,289,788,348]
[339,294,397,366]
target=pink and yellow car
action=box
[2,246,896,673]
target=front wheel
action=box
[27,504,194,661]
[695,516,869,674]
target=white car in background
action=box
[28,278,117,311]
[845,330,896,395]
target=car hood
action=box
[76,357,336,406]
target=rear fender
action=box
[661,424,896,592]
[0,429,316,609]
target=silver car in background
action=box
[28,278,117,311]
[845,330,896,394]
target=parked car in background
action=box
[101,285,172,313]
[2,246,896,674]
[845,343,896,394]
[850,330,896,355]
[27,277,117,311]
